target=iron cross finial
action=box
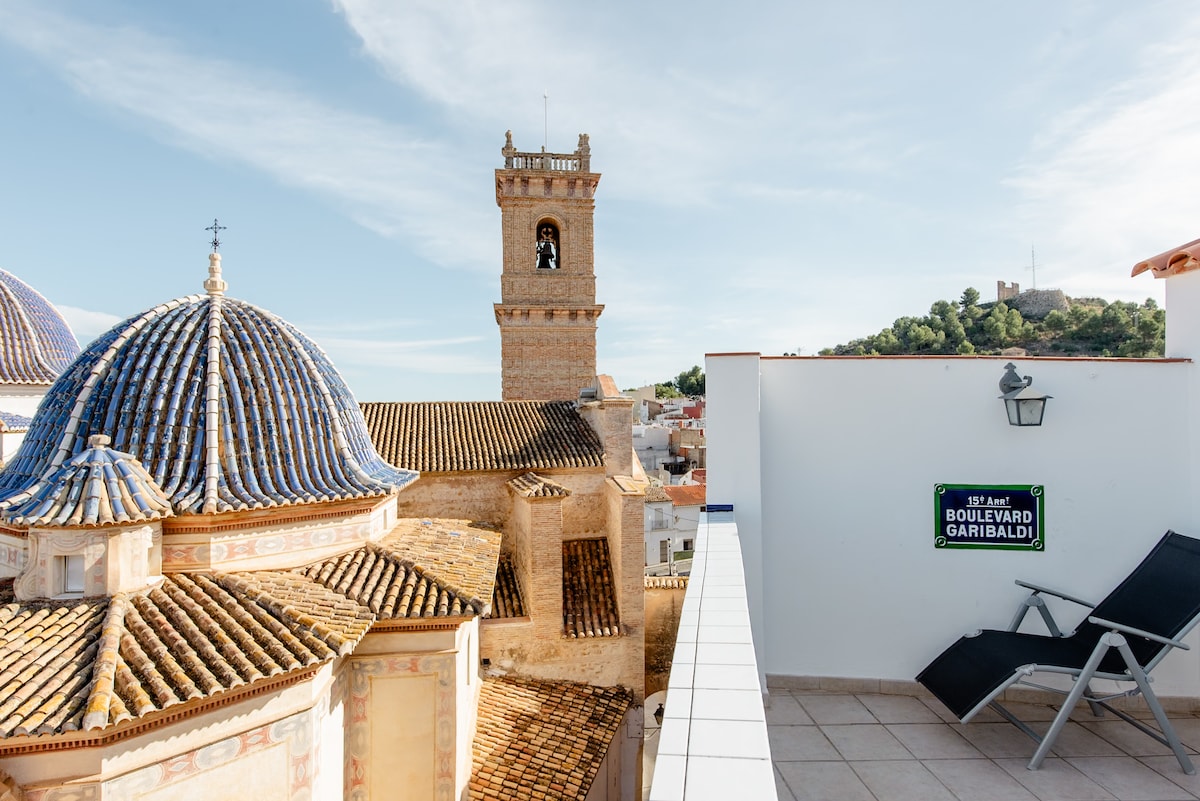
[205,218,227,253]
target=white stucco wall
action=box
[707,351,1200,696]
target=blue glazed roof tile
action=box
[0,275,415,516]
[0,270,80,384]
[4,434,172,527]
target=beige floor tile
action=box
[1081,719,1196,758]
[859,694,942,724]
[769,724,841,761]
[888,723,985,759]
[766,692,815,725]
[955,722,1045,760]
[822,724,914,761]
[922,758,1039,801]
[776,761,875,801]
[996,757,1117,800]
[1065,756,1195,801]
[850,759,957,801]
[1047,723,1126,758]
[796,694,876,724]
[1139,755,1200,795]
[774,764,798,801]
[1164,718,1200,753]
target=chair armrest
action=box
[1087,616,1191,650]
[1014,580,1095,608]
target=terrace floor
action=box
[769,687,1200,801]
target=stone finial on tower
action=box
[577,133,590,171]
[204,253,227,296]
[503,130,516,168]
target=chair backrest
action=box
[1080,531,1200,667]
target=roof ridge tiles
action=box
[81,595,128,730]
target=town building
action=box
[0,133,644,800]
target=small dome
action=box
[0,269,80,384]
[5,434,172,527]
[0,263,416,515]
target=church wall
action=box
[161,496,394,572]
[0,531,23,578]
[345,624,472,801]
[0,386,50,420]
[393,469,609,537]
[3,662,341,800]
[498,320,599,403]
[606,484,646,702]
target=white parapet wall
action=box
[707,352,1200,698]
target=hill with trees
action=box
[817,288,1165,358]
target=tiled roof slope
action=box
[488,555,525,619]
[379,519,501,608]
[663,484,706,507]
[470,676,631,801]
[644,486,671,504]
[360,401,604,473]
[5,435,173,528]
[507,472,571,498]
[0,290,415,516]
[0,573,369,737]
[0,517,495,739]
[0,270,80,385]
[562,538,620,638]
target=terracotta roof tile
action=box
[562,538,620,638]
[0,517,501,740]
[488,555,525,619]
[379,519,501,609]
[663,484,706,507]
[644,486,671,504]
[644,576,688,590]
[360,401,604,473]
[507,472,571,498]
[1132,237,1200,278]
[470,676,631,801]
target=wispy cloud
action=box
[0,3,494,273]
[55,305,122,347]
[319,335,497,375]
[1008,19,1200,298]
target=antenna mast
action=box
[1029,245,1037,290]
[543,90,549,150]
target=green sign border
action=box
[934,483,1045,551]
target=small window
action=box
[58,555,85,595]
[682,539,694,552]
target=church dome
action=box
[0,255,416,516]
[0,269,80,384]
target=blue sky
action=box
[1,1,1196,401]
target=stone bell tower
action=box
[494,131,604,401]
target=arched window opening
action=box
[535,221,560,269]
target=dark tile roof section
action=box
[562,538,620,638]
[488,555,525,619]
[507,472,571,498]
[470,676,632,801]
[360,401,604,473]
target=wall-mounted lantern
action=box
[998,363,1051,426]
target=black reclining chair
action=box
[917,530,1200,773]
